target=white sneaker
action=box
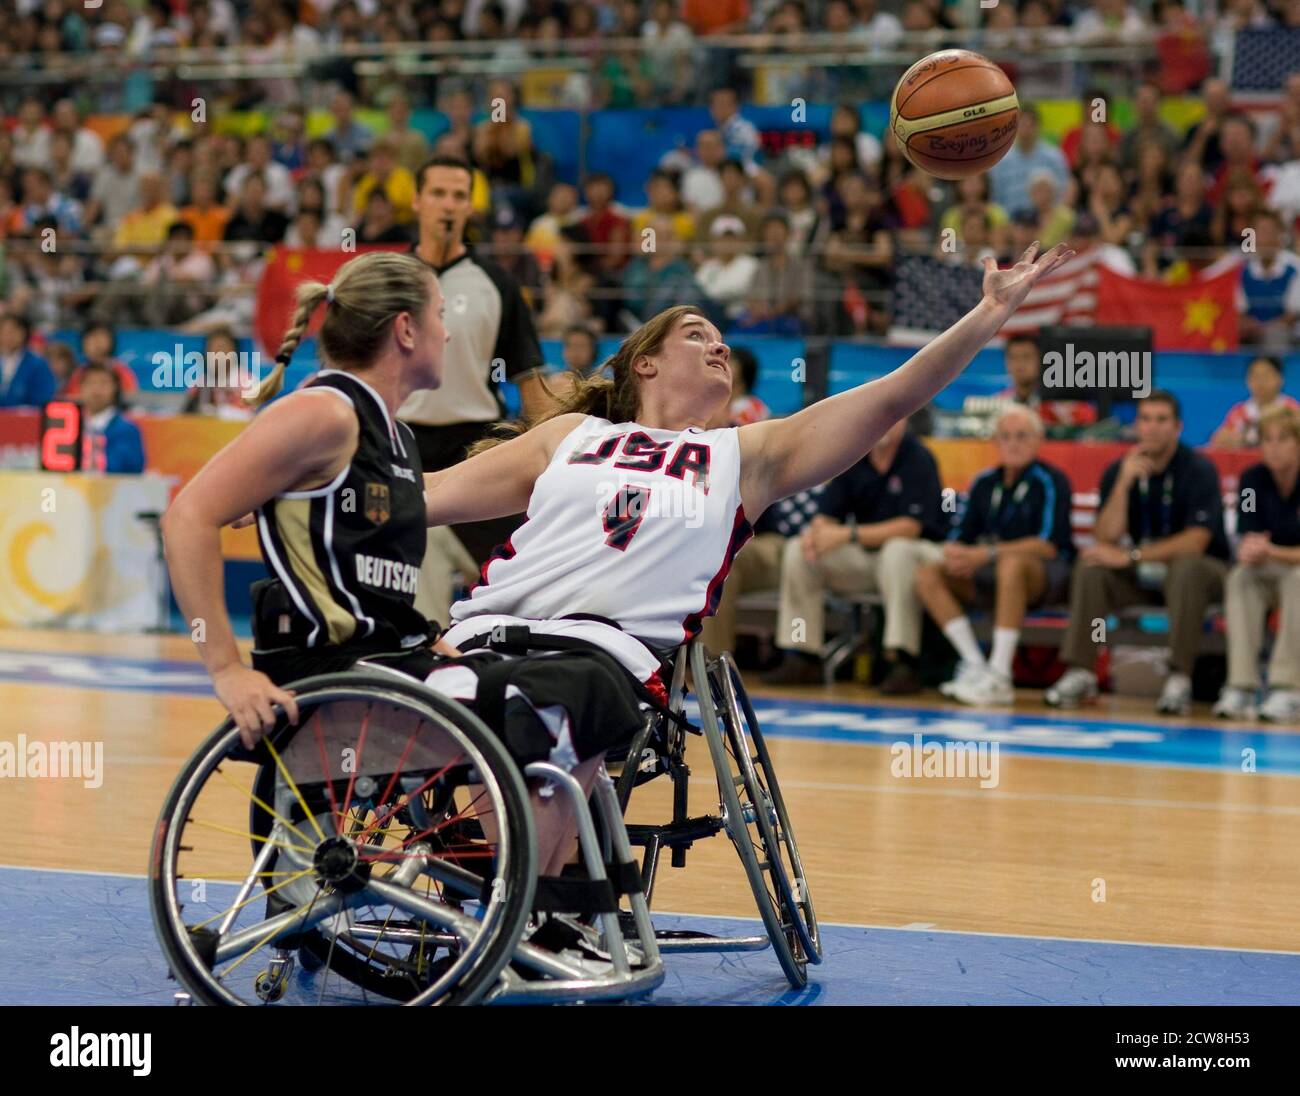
[951,665,1015,707]
[939,660,985,699]
[1259,689,1300,724]
[1044,667,1098,708]
[1156,672,1193,716]
[1212,686,1259,721]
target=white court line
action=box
[6,862,1300,957]
[685,774,1300,816]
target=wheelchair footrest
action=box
[624,815,724,850]
[651,929,770,954]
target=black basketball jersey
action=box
[255,370,430,651]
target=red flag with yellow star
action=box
[1094,263,1241,350]
[254,245,407,357]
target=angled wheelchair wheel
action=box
[689,644,820,988]
[150,672,536,1006]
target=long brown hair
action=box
[248,250,435,404]
[467,304,704,456]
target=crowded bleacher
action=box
[2,0,1298,719]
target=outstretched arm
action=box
[737,243,1074,518]
[423,412,588,526]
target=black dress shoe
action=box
[760,652,825,686]
[878,659,922,695]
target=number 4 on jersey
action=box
[603,485,651,551]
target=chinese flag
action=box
[254,246,407,357]
[1094,264,1241,350]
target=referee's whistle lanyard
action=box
[1137,474,1175,544]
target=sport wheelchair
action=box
[149,637,820,1005]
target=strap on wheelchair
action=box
[505,860,643,915]
[460,625,698,734]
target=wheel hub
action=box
[313,836,371,893]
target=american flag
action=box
[1231,27,1300,91]
[890,246,1128,345]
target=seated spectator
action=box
[1119,81,1179,174]
[1048,391,1230,715]
[354,189,414,246]
[0,314,56,408]
[763,415,943,687]
[224,133,295,213]
[1181,77,1233,175]
[181,327,255,420]
[940,207,998,266]
[721,344,770,426]
[1215,405,1300,722]
[908,405,1074,705]
[223,173,290,246]
[472,78,538,216]
[1127,142,1175,232]
[695,216,760,320]
[350,136,418,226]
[303,138,348,220]
[739,211,814,332]
[489,206,543,307]
[113,170,177,252]
[939,174,1008,255]
[46,98,106,176]
[1027,169,1076,248]
[641,0,696,104]
[525,182,580,272]
[998,332,1100,431]
[1143,158,1213,275]
[674,129,727,214]
[47,132,93,205]
[821,136,866,228]
[682,0,749,35]
[989,104,1070,218]
[436,86,477,166]
[7,216,86,332]
[696,159,762,243]
[84,136,139,243]
[18,165,84,238]
[579,171,632,275]
[631,169,696,246]
[1062,87,1121,170]
[776,169,823,256]
[709,86,762,171]
[138,222,219,327]
[561,324,599,374]
[1211,355,1300,447]
[1072,0,1150,43]
[1206,114,1263,207]
[536,223,602,338]
[1235,212,1300,347]
[1082,162,1134,247]
[621,216,715,327]
[286,177,348,248]
[822,171,894,334]
[327,89,375,163]
[1210,168,1265,248]
[65,323,139,398]
[386,92,431,176]
[178,171,231,250]
[44,341,77,394]
[75,362,145,474]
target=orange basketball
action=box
[889,50,1020,180]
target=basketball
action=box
[889,49,1020,180]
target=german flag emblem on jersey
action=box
[365,483,390,525]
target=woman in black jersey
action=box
[164,251,455,745]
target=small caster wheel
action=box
[254,969,287,1002]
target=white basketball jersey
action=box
[448,415,753,650]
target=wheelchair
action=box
[149,638,819,1005]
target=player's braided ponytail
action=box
[248,251,435,405]
[467,304,704,456]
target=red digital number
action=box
[40,400,82,472]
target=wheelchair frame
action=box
[150,638,818,1005]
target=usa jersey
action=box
[447,415,753,651]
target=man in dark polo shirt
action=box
[1048,391,1229,715]
[909,404,1074,706]
[402,154,553,624]
[765,416,945,688]
[1216,405,1300,723]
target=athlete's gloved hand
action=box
[213,663,300,749]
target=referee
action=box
[402,153,553,623]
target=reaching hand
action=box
[981,242,1076,316]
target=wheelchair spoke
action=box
[187,817,315,856]
[263,737,329,844]
[189,866,318,932]
[215,765,317,848]
[311,709,343,836]
[336,702,372,839]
